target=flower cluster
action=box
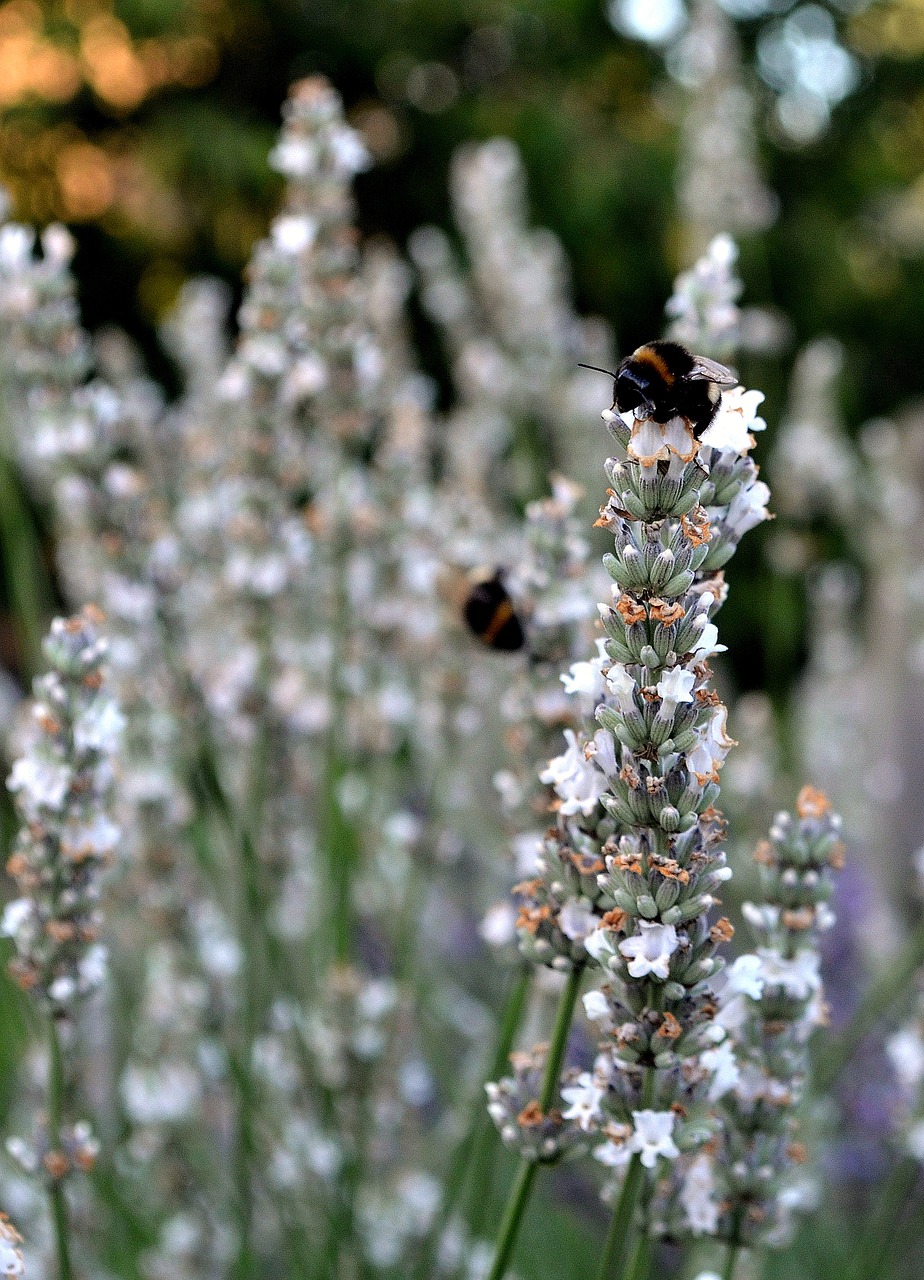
[3,607,123,1014]
[0,222,94,483]
[665,234,742,361]
[486,1047,584,1164]
[488,329,771,1181]
[481,476,605,949]
[691,787,845,1247]
[411,136,616,503]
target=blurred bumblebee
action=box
[580,340,738,438]
[462,569,526,652]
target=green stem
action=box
[412,964,533,1280]
[850,1155,919,1280]
[722,1242,741,1280]
[485,1160,538,1280]
[539,966,583,1112]
[47,1018,74,1280]
[623,1231,651,1280]
[595,1067,655,1280]
[323,520,355,965]
[595,1156,644,1280]
[230,611,276,1280]
[484,965,583,1280]
[467,965,533,1234]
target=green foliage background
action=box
[3,0,924,704]
[1,2,924,1275]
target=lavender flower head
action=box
[3,606,124,1014]
[489,349,771,1171]
[673,787,846,1245]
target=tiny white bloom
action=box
[329,125,370,175]
[629,1109,680,1168]
[618,922,679,981]
[480,901,517,949]
[700,1039,740,1102]
[757,948,821,999]
[0,1229,23,1278]
[8,756,71,813]
[742,901,780,931]
[540,730,607,817]
[725,953,765,999]
[270,135,319,177]
[0,899,31,937]
[698,386,766,454]
[60,814,120,858]
[714,993,750,1036]
[628,414,698,466]
[561,649,606,700]
[559,897,597,943]
[49,974,77,1003]
[724,477,771,537]
[680,1153,720,1235]
[584,928,618,966]
[582,989,611,1025]
[42,223,76,265]
[0,225,34,269]
[511,832,542,875]
[271,214,317,254]
[656,666,696,716]
[284,354,328,402]
[815,902,836,931]
[240,333,287,378]
[74,698,126,753]
[589,727,619,776]
[604,663,638,714]
[121,1060,203,1125]
[594,1136,633,1169]
[686,705,734,782]
[690,618,726,661]
[561,1072,605,1132]
[78,943,108,991]
[887,1025,924,1095]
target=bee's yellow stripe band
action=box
[634,346,674,385]
[483,598,514,644]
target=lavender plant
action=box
[661,787,844,1275]
[0,61,899,1280]
[483,326,770,1279]
[410,137,617,506]
[2,608,122,1280]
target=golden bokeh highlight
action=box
[0,0,225,230]
[55,140,114,219]
[0,0,221,112]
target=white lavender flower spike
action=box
[675,788,845,1251]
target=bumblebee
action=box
[580,340,738,437]
[462,570,525,652]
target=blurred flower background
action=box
[0,0,923,1278]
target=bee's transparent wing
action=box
[685,355,739,387]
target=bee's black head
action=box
[614,362,657,416]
